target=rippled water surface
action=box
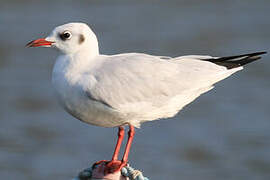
[1,0,270,179]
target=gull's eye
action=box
[59,31,72,41]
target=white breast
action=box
[52,55,126,127]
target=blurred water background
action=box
[0,0,270,179]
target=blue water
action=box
[1,1,270,179]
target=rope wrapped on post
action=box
[121,165,149,180]
[73,163,149,180]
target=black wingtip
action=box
[247,51,267,56]
[203,51,267,69]
[254,51,267,55]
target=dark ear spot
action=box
[79,34,85,44]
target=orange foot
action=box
[92,160,127,174]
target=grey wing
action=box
[85,53,229,107]
[86,54,182,109]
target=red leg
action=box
[106,125,135,172]
[122,125,135,163]
[112,126,125,160]
[93,125,135,174]
[93,126,124,169]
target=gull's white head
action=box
[27,22,99,56]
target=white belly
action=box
[55,82,126,127]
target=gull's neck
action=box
[53,47,100,86]
[69,41,99,60]
[63,44,99,68]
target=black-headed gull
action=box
[27,22,266,174]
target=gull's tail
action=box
[203,51,267,69]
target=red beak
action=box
[26,38,54,47]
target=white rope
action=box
[121,164,149,180]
